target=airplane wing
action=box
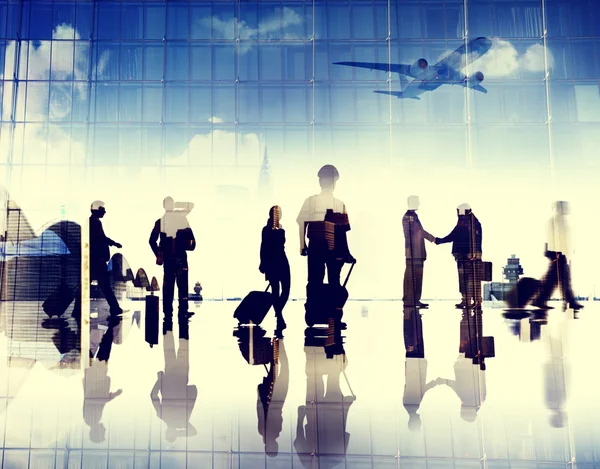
[434,38,492,71]
[333,62,413,77]
[373,90,421,100]
[471,84,488,94]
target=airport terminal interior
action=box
[3,0,600,467]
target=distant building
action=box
[484,255,523,301]
[257,143,273,201]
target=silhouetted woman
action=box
[259,206,291,329]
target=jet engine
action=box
[468,71,484,87]
[409,58,429,77]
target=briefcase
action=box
[145,294,159,348]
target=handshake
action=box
[432,237,442,245]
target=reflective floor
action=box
[1,298,599,469]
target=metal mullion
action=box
[311,0,315,163]
[234,0,240,167]
[160,3,167,180]
[387,0,392,166]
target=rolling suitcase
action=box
[305,262,355,326]
[234,284,272,325]
[145,294,159,348]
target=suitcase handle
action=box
[265,283,271,293]
[342,262,355,289]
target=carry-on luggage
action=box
[145,294,159,348]
[305,262,355,327]
[505,277,542,308]
[234,284,272,325]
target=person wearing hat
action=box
[296,165,355,287]
[436,203,482,309]
[89,200,123,315]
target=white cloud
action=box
[474,38,553,78]
[208,116,224,123]
[203,7,304,54]
[1,24,107,122]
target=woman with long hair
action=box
[259,206,291,329]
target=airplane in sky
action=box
[333,37,493,100]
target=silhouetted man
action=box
[436,203,482,309]
[89,201,123,315]
[149,197,196,333]
[296,165,354,287]
[403,195,436,308]
[534,201,583,311]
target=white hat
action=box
[457,203,471,215]
[91,200,105,210]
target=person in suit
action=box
[402,195,436,308]
[149,197,196,334]
[259,206,290,330]
[436,203,483,309]
[89,201,123,315]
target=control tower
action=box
[484,254,523,301]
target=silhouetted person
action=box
[89,201,123,316]
[257,337,289,457]
[403,196,436,308]
[149,197,196,333]
[403,306,442,431]
[259,206,290,330]
[83,315,123,443]
[436,203,482,309]
[439,311,487,423]
[294,336,355,468]
[296,165,354,288]
[534,201,583,311]
[150,331,198,442]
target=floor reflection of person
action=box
[82,316,123,443]
[294,331,355,469]
[402,306,442,431]
[440,311,487,423]
[150,331,197,442]
[256,336,289,457]
[544,319,571,428]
